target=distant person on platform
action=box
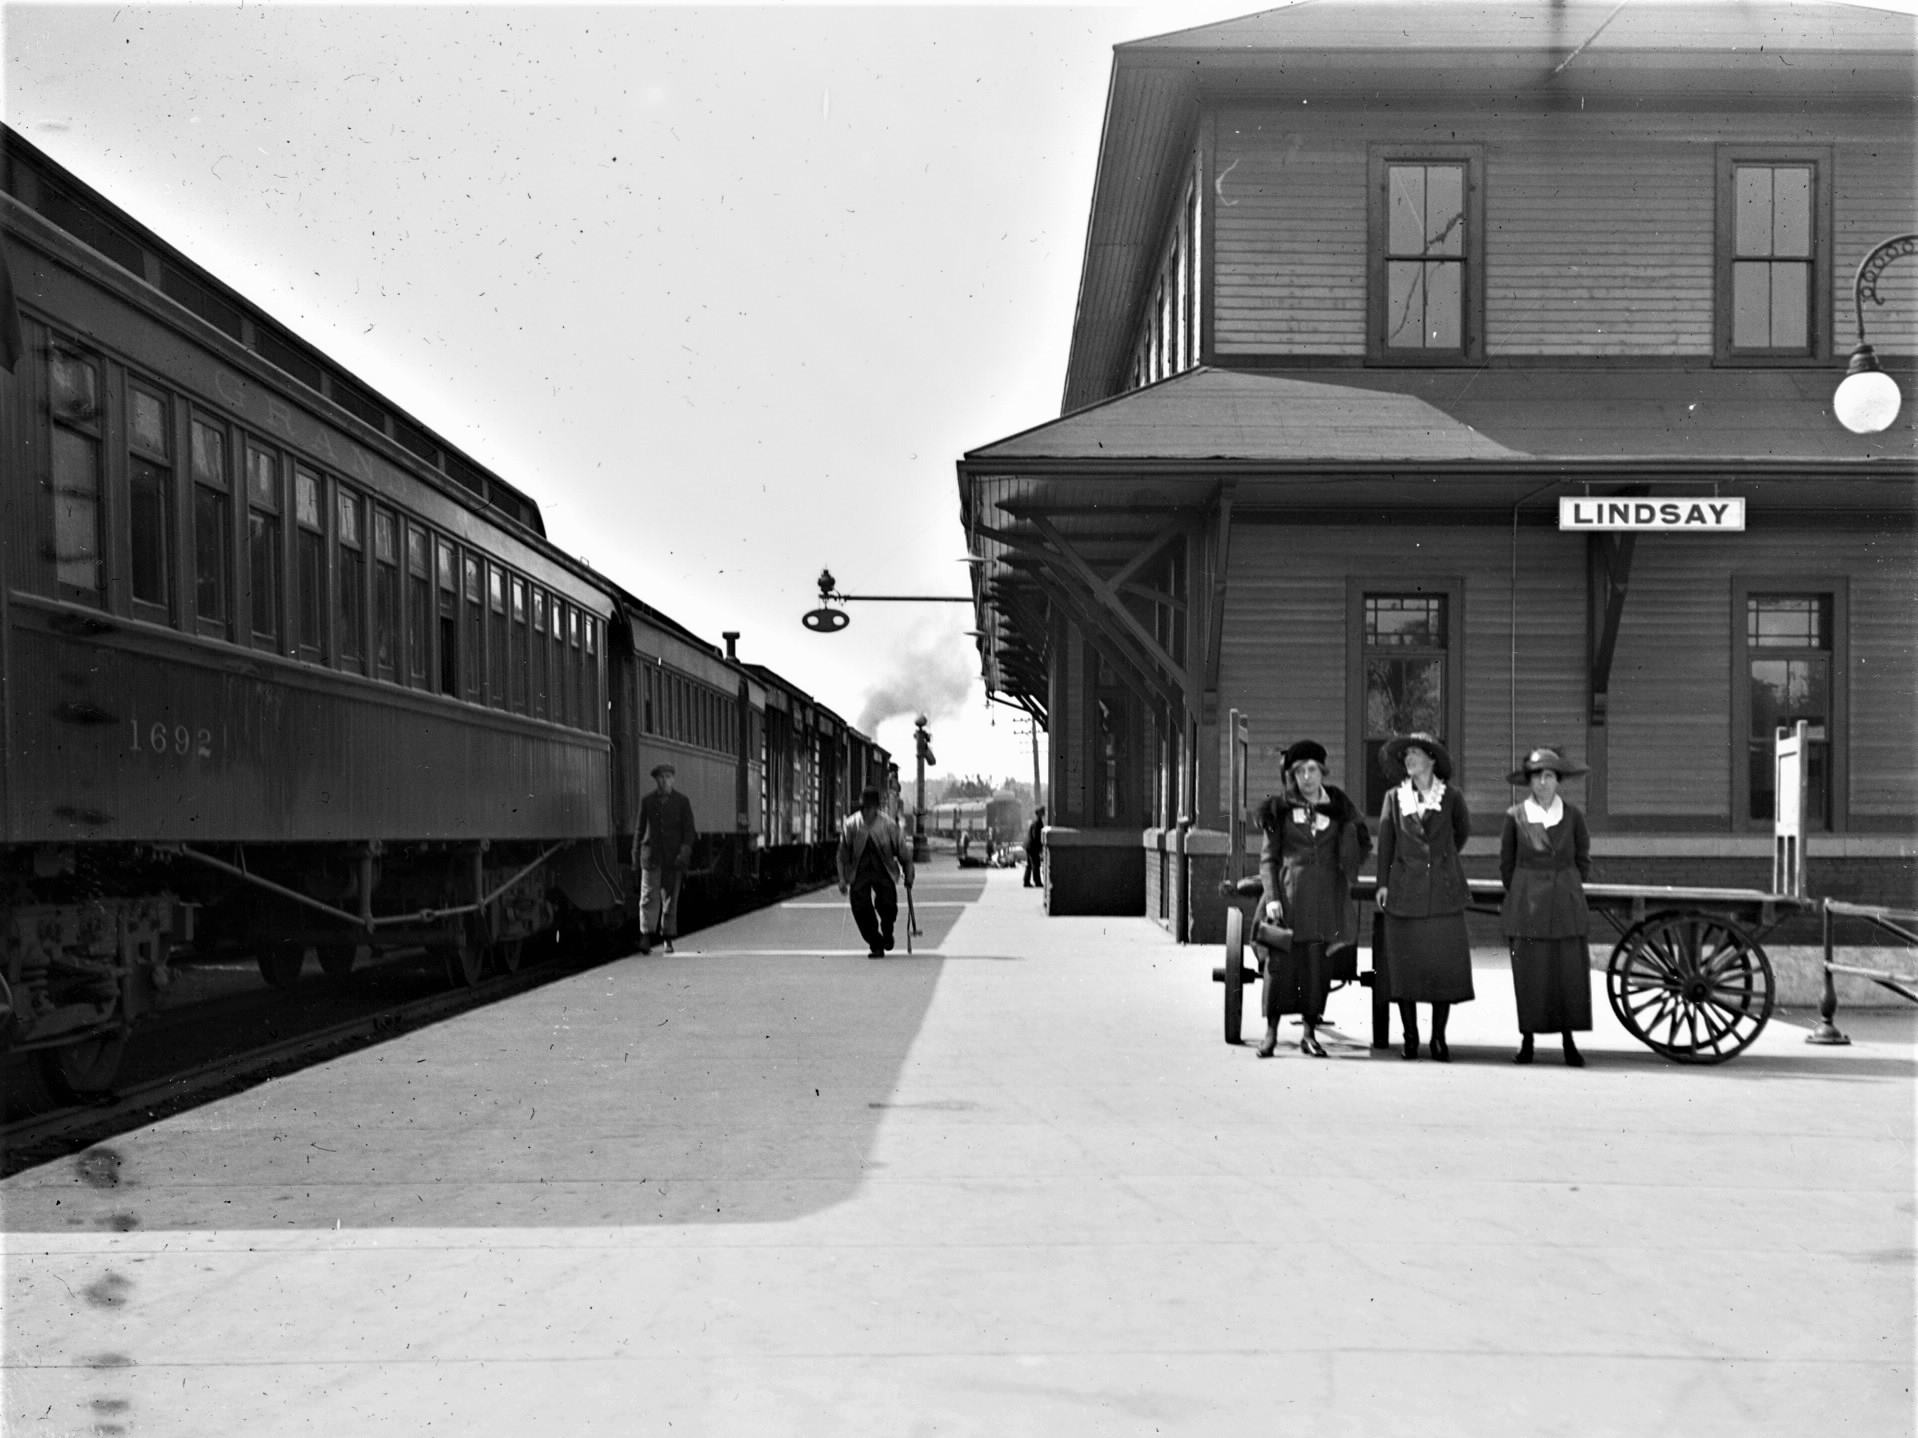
[632,763,697,955]
[838,785,914,959]
[1024,807,1046,888]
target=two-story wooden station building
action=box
[959,2,1917,934]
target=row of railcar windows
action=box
[640,663,737,756]
[39,330,603,733]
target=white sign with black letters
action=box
[1558,497,1746,532]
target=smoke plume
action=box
[856,631,977,734]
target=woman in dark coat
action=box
[1254,740,1370,1059]
[1500,746,1593,1067]
[1375,732,1473,1061]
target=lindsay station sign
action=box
[1558,496,1746,532]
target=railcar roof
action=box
[1,124,547,541]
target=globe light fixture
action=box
[1835,234,1916,436]
[1834,346,1901,435]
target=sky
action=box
[1,0,1285,790]
[6,0,1913,790]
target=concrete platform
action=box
[5,861,1913,1436]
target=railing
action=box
[1805,898,1918,1045]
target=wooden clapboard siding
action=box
[1835,139,1918,355]
[1219,524,1586,823]
[1843,525,1917,818]
[1210,105,1915,359]
[1219,533,1349,800]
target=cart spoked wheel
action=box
[1605,910,1775,1064]
[39,1030,129,1102]
[1212,907,1259,1046]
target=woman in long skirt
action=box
[1500,746,1593,1067]
[1375,732,1473,1062]
[1254,740,1370,1058]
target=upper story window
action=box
[1126,171,1200,389]
[1716,148,1829,363]
[1368,149,1483,364]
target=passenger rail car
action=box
[926,795,1026,849]
[0,127,884,1099]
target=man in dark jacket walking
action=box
[1023,807,1046,888]
[633,763,697,954]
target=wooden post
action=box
[1806,897,1852,1046]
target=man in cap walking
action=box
[633,763,697,954]
[837,785,914,958]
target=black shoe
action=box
[1430,1037,1451,1063]
[882,931,895,952]
[1563,1039,1585,1067]
[1256,1036,1278,1059]
[1513,1046,1534,1065]
[1300,1033,1328,1058]
[637,935,652,955]
[868,946,885,959]
[1401,1039,1420,1060]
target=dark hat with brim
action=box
[650,763,677,778]
[1281,739,1329,772]
[1506,746,1589,785]
[1379,732,1454,783]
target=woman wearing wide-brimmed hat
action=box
[1252,739,1371,1059]
[1375,732,1473,1061]
[1499,746,1594,1067]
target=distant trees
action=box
[934,774,998,802]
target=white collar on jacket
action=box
[1522,795,1564,827]
[1397,778,1447,817]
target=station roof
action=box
[966,364,1918,470]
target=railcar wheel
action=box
[257,944,310,990]
[1605,910,1774,1065]
[495,939,525,976]
[317,944,364,982]
[437,931,485,988]
[39,1031,128,1102]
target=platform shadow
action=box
[1,882,993,1233]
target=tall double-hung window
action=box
[1716,148,1830,362]
[1369,149,1483,362]
[1735,581,1846,830]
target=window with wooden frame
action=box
[1733,578,1846,831]
[293,467,326,660]
[1348,581,1465,817]
[372,508,399,681]
[510,577,528,713]
[531,589,548,719]
[406,524,431,687]
[244,441,283,649]
[461,553,484,701]
[584,617,599,733]
[189,416,232,637]
[1368,149,1484,363]
[435,538,459,697]
[337,488,366,673]
[125,380,174,621]
[49,341,105,604]
[1716,148,1831,363]
[487,564,508,709]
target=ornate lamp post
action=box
[1833,233,1917,435]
